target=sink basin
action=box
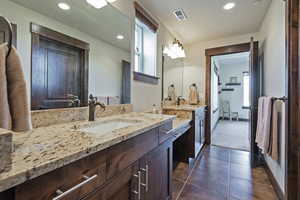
[78,119,142,135]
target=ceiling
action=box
[213,52,250,67]
[9,0,131,51]
[138,0,271,44]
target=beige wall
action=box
[183,32,259,101]
[0,0,131,101]
[259,0,286,192]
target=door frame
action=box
[204,42,259,157]
[286,0,299,199]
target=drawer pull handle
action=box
[140,165,149,192]
[52,174,98,200]
[132,171,141,200]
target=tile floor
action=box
[173,146,278,200]
[212,120,250,151]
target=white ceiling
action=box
[138,0,271,44]
[9,0,131,51]
[213,52,250,67]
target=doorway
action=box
[210,52,251,151]
[205,41,260,166]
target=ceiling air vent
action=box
[173,9,187,21]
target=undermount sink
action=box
[78,119,142,135]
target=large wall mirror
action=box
[162,50,185,102]
[1,0,132,110]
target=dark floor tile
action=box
[173,162,193,182]
[230,164,270,185]
[188,169,229,196]
[178,183,227,200]
[229,177,278,200]
[203,146,230,162]
[230,152,251,166]
[173,178,185,200]
[195,155,230,171]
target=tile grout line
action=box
[175,155,204,200]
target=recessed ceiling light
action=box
[223,2,235,10]
[58,2,70,10]
[86,0,107,9]
[117,35,124,40]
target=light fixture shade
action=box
[164,40,186,59]
[86,0,107,9]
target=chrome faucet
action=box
[89,94,106,121]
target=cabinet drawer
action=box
[158,121,173,144]
[106,128,158,179]
[15,150,107,200]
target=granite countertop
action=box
[172,118,191,130]
[0,112,175,192]
[163,104,207,111]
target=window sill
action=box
[133,71,159,85]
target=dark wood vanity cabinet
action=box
[188,106,207,159]
[139,140,172,200]
[3,122,173,200]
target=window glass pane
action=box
[243,74,250,107]
[143,26,156,76]
[134,18,157,76]
[135,23,143,72]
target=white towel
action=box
[255,96,272,153]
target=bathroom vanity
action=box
[163,105,207,162]
[0,111,175,200]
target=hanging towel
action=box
[268,100,285,161]
[0,43,32,132]
[255,96,272,153]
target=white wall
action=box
[0,0,131,101]
[258,0,286,192]
[219,61,249,120]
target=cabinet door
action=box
[84,162,140,200]
[139,140,172,200]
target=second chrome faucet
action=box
[88,94,106,121]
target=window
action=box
[134,18,157,76]
[243,72,250,107]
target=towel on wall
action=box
[268,100,285,161]
[0,43,32,132]
[255,96,272,153]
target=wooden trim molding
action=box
[30,23,90,50]
[205,42,252,56]
[286,0,299,199]
[134,2,159,32]
[133,71,159,85]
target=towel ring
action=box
[0,16,13,58]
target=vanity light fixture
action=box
[163,39,186,59]
[86,0,107,9]
[116,35,124,40]
[223,2,235,10]
[58,2,71,10]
